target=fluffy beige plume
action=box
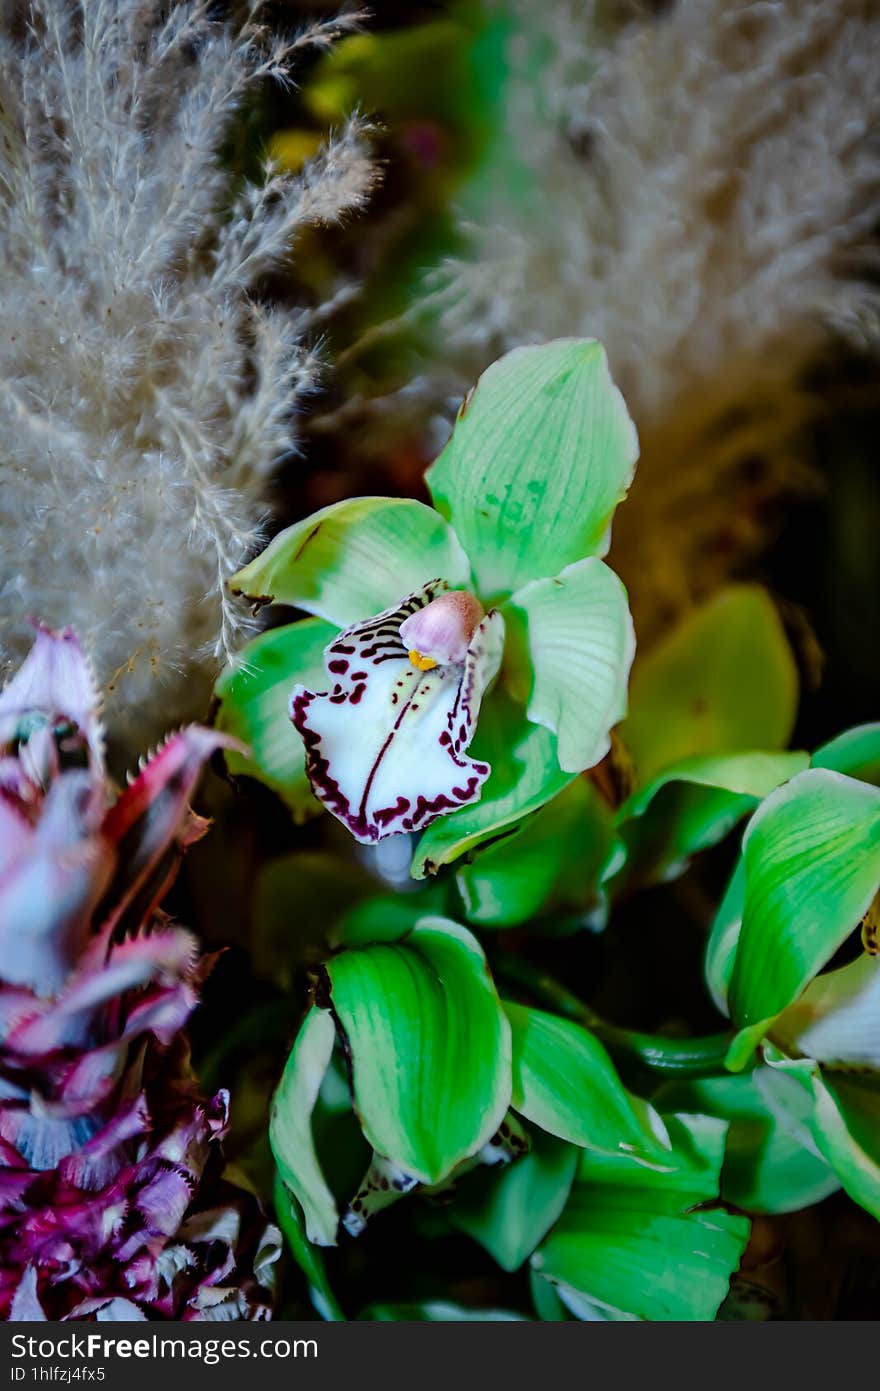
[429,0,880,637]
[0,1,373,746]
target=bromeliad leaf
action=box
[215,618,334,820]
[230,497,471,627]
[726,769,880,1067]
[325,917,511,1185]
[426,340,638,600]
[508,557,635,774]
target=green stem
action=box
[493,951,731,1078]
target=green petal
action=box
[214,618,334,820]
[452,1130,578,1272]
[772,953,880,1071]
[269,1007,339,1247]
[811,1074,880,1219]
[454,777,614,929]
[504,1002,671,1165]
[412,693,572,878]
[654,1071,839,1215]
[727,769,880,1067]
[325,917,511,1185]
[704,859,746,1016]
[531,1114,750,1321]
[812,722,880,785]
[229,497,471,626]
[273,1173,345,1320]
[614,751,808,893]
[764,1052,880,1221]
[620,586,798,785]
[426,340,638,600]
[508,557,634,774]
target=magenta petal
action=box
[0,625,104,776]
[99,727,237,934]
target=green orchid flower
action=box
[220,339,638,865]
[704,724,880,1218]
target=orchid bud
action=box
[399,591,485,669]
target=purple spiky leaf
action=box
[0,629,277,1321]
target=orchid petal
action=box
[230,497,471,628]
[426,341,638,599]
[291,584,504,844]
[412,694,572,878]
[771,953,880,1071]
[215,618,335,821]
[509,557,635,774]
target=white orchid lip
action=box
[290,582,503,844]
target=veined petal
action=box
[509,557,635,775]
[426,341,638,599]
[230,497,472,628]
[290,584,504,844]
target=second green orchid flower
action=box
[218,339,638,868]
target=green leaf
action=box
[726,769,880,1068]
[654,1071,839,1214]
[252,852,377,986]
[412,693,572,878]
[426,340,638,600]
[214,618,334,820]
[334,885,447,947]
[504,1002,670,1164]
[325,917,511,1184]
[507,557,634,773]
[452,1130,578,1271]
[621,586,798,785]
[229,497,471,626]
[273,1173,345,1321]
[269,1007,339,1247]
[531,1114,750,1321]
[812,723,880,785]
[614,751,808,892]
[455,777,614,929]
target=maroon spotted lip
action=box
[289,582,502,845]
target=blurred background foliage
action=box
[177,0,880,1319]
